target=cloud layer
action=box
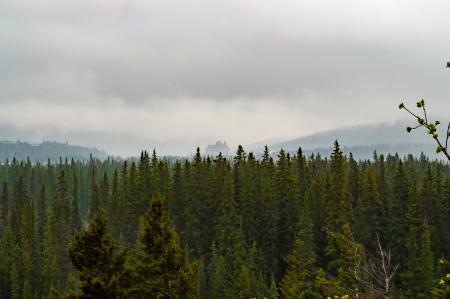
[1,0,449,155]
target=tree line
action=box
[0,142,449,298]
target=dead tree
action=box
[369,235,398,299]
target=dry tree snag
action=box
[369,235,398,299]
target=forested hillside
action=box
[0,141,107,163]
[0,142,449,298]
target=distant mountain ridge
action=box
[0,140,108,162]
[247,121,439,159]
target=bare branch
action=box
[369,234,398,299]
[399,101,450,161]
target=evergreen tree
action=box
[128,195,196,298]
[71,173,82,232]
[317,224,368,298]
[60,211,129,299]
[275,149,299,272]
[281,201,320,299]
[89,172,101,220]
[258,146,279,277]
[208,244,229,299]
[268,274,280,299]
[10,263,20,299]
[0,182,9,233]
[402,182,435,298]
[387,160,409,272]
[354,164,383,250]
[214,154,247,297]
[20,201,37,295]
[325,141,353,232]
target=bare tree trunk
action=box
[369,235,398,299]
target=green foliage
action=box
[59,211,129,299]
[127,194,196,298]
[0,143,447,298]
[281,201,320,299]
[317,224,368,298]
[432,259,450,298]
[399,99,450,161]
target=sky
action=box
[0,0,449,156]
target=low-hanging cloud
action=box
[0,0,449,155]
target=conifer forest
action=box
[2,1,450,298]
[0,141,449,298]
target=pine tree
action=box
[295,147,311,204]
[208,244,229,299]
[387,160,409,272]
[52,170,73,284]
[23,279,32,299]
[11,176,28,238]
[128,195,196,298]
[354,164,383,250]
[402,180,435,298]
[268,274,280,299]
[71,173,82,232]
[10,263,20,299]
[124,161,140,243]
[238,243,268,299]
[317,224,368,298]
[196,258,207,299]
[258,146,279,277]
[0,182,9,233]
[36,185,48,297]
[20,201,37,296]
[275,148,299,272]
[60,210,129,299]
[214,154,247,297]
[325,141,353,232]
[418,219,435,298]
[89,171,101,220]
[281,201,320,299]
[402,182,422,296]
[233,145,246,209]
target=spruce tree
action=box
[60,210,129,299]
[259,146,279,277]
[354,164,382,250]
[208,244,229,299]
[71,173,82,232]
[0,182,9,233]
[325,141,353,232]
[281,201,320,299]
[317,224,368,298]
[10,262,20,299]
[128,194,196,298]
[275,148,299,272]
[89,172,101,220]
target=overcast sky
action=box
[0,0,449,156]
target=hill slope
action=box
[247,121,438,159]
[0,140,108,162]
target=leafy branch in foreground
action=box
[399,99,450,161]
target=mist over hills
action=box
[0,121,443,162]
[0,140,108,163]
[247,121,439,160]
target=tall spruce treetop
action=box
[60,210,129,299]
[281,198,320,299]
[326,140,353,232]
[128,194,196,299]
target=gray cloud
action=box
[0,0,449,155]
